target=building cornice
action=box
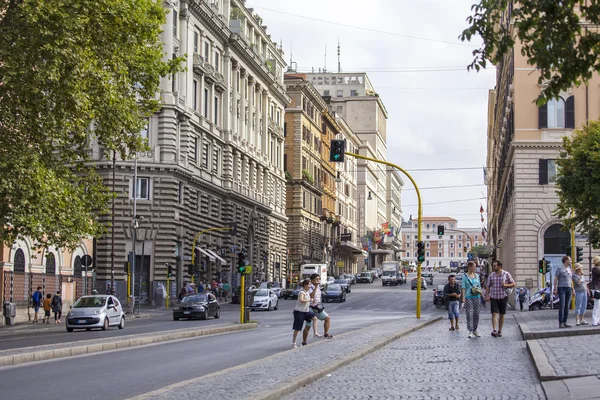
[511,141,564,149]
[189,0,230,44]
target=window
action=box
[414,235,418,239]
[202,143,209,168]
[438,241,443,247]
[190,136,198,163]
[13,248,25,273]
[450,252,454,258]
[172,10,178,37]
[46,253,56,275]
[214,52,220,72]
[539,96,574,129]
[450,243,454,248]
[284,122,287,137]
[140,123,149,144]
[214,96,219,124]
[426,252,430,257]
[539,159,558,184]
[450,235,454,239]
[193,31,199,53]
[426,235,430,239]
[350,90,358,96]
[475,235,478,240]
[323,90,330,96]
[336,90,343,97]
[178,182,184,204]
[204,88,209,118]
[212,148,220,173]
[426,242,430,248]
[193,80,198,110]
[204,42,210,62]
[426,224,430,229]
[133,177,150,200]
[458,235,462,240]
[459,253,462,258]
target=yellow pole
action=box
[166,277,170,308]
[240,273,245,324]
[571,215,576,310]
[127,261,131,298]
[346,152,423,318]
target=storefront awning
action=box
[204,249,227,264]
[198,248,215,262]
[340,241,363,253]
[369,249,393,255]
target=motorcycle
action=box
[529,287,559,311]
[433,288,444,308]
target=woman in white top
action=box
[292,279,312,348]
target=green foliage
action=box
[0,0,182,249]
[555,121,600,247]
[285,171,292,181]
[301,169,313,184]
[460,1,600,104]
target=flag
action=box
[479,204,484,214]
[481,216,485,222]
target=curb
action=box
[515,313,600,340]
[0,322,257,367]
[250,316,443,400]
[526,339,558,381]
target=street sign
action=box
[336,261,344,267]
[81,255,93,267]
[467,253,474,260]
[340,233,352,242]
[245,265,253,274]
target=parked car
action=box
[66,295,125,332]
[173,293,220,320]
[442,267,451,274]
[411,277,428,290]
[326,276,335,285]
[261,282,282,298]
[342,274,356,284]
[282,285,303,300]
[357,271,374,284]
[334,278,352,293]
[422,272,434,286]
[250,289,279,311]
[322,284,346,302]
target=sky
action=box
[246,0,496,229]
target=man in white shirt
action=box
[306,273,333,338]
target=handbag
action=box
[468,276,482,295]
[593,290,600,300]
[311,303,324,313]
[502,271,513,295]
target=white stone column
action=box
[231,61,240,136]
[161,5,175,95]
[179,8,190,100]
[222,53,231,132]
[240,70,247,143]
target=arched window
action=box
[73,255,82,276]
[46,253,56,275]
[539,96,574,129]
[14,249,25,273]
[544,224,570,254]
[547,98,565,128]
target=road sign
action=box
[81,255,93,267]
[467,253,474,260]
[340,233,352,242]
[245,265,253,274]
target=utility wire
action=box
[402,196,487,207]
[249,5,474,47]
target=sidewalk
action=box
[282,312,546,400]
[515,309,600,400]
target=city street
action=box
[0,274,445,400]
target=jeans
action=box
[558,286,572,324]
[575,291,587,316]
[447,300,460,319]
[593,292,600,324]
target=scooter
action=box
[529,287,559,311]
[433,288,444,308]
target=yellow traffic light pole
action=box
[345,152,424,318]
[240,273,245,324]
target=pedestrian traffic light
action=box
[576,247,584,262]
[417,241,425,263]
[167,263,173,278]
[437,226,445,235]
[237,252,246,274]
[566,246,572,258]
[329,139,346,162]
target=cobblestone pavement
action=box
[538,334,600,378]
[128,316,437,400]
[284,313,545,400]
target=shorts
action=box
[293,310,313,331]
[490,297,508,314]
[44,310,51,317]
[305,310,328,327]
[447,300,460,319]
[33,303,40,313]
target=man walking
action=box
[305,273,333,339]
[485,260,515,337]
[443,275,461,331]
[553,255,573,328]
[31,286,43,323]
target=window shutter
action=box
[539,159,548,184]
[538,104,548,129]
[565,95,575,128]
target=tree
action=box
[0,0,180,249]
[460,1,600,104]
[555,120,600,247]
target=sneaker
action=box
[497,331,502,337]
[473,331,481,337]
[576,322,581,326]
[491,330,498,337]
[301,342,308,346]
[559,323,566,328]
[291,343,297,349]
[581,320,589,325]
[564,324,572,328]
[314,333,323,338]
[468,331,474,339]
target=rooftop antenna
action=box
[287,40,297,72]
[337,38,341,73]
[324,45,327,72]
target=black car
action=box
[173,293,220,320]
[282,285,303,300]
[334,279,351,293]
[322,284,346,302]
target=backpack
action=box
[32,291,42,304]
[51,296,58,307]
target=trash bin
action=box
[3,302,16,326]
[154,286,165,308]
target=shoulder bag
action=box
[468,275,482,296]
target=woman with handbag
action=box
[572,264,590,326]
[462,261,482,338]
[591,256,600,326]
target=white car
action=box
[66,295,125,332]
[250,289,279,311]
[326,276,335,285]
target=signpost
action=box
[81,255,93,295]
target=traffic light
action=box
[329,139,346,162]
[237,252,246,274]
[167,263,173,278]
[576,247,584,262]
[566,247,572,258]
[463,246,467,253]
[437,225,445,235]
[187,263,194,275]
[417,241,425,263]
[538,259,546,274]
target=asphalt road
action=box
[0,273,450,400]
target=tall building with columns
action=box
[87,0,290,302]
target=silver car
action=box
[66,295,125,332]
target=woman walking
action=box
[572,264,589,326]
[291,279,312,348]
[591,256,600,326]
[462,261,482,338]
[51,291,63,324]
